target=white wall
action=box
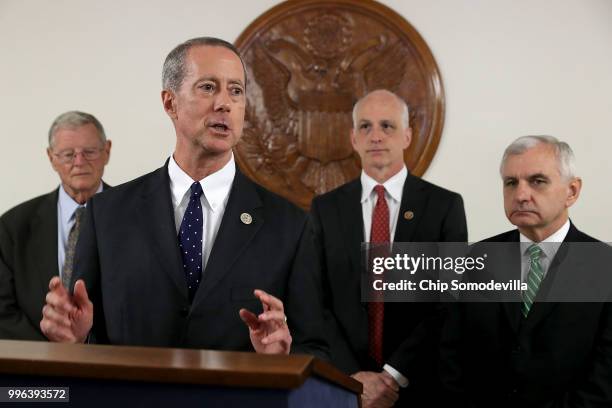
[0,0,610,241]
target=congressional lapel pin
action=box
[404,210,414,220]
[240,212,253,225]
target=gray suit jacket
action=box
[0,184,109,341]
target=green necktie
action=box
[522,244,544,317]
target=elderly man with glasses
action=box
[0,111,111,340]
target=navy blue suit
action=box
[74,163,329,359]
[440,223,612,407]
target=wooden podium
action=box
[0,340,361,407]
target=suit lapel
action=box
[335,180,369,354]
[521,222,581,329]
[338,180,364,275]
[193,170,263,305]
[32,190,60,295]
[138,165,187,297]
[498,230,523,334]
[521,251,565,329]
[393,174,427,242]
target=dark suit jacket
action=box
[0,183,109,340]
[440,223,612,408]
[73,163,329,359]
[0,190,59,340]
[310,174,467,405]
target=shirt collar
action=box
[168,153,236,212]
[519,219,570,259]
[360,166,407,203]
[58,182,100,225]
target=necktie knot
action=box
[374,185,385,199]
[190,182,203,198]
[528,244,542,262]
[73,206,86,223]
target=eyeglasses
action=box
[52,148,104,164]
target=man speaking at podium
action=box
[39,37,328,359]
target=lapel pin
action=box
[404,210,414,220]
[240,212,253,225]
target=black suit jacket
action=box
[0,190,59,340]
[310,174,467,405]
[0,184,109,340]
[440,223,612,408]
[73,163,328,359]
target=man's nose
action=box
[214,90,231,112]
[72,151,87,166]
[369,127,383,143]
[515,181,531,202]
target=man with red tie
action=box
[310,89,467,407]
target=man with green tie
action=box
[440,135,612,407]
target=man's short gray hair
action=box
[352,89,410,129]
[48,111,106,148]
[500,135,576,180]
[162,37,247,93]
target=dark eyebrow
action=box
[194,76,245,88]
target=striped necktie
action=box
[522,244,544,317]
[62,206,86,288]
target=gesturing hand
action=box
[40,277,93,343]
[239,289,292,354]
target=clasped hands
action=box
[40,277,292,354]
[352,370,400,408]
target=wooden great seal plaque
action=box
[235,0,445,209]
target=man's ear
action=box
[162,90,177,119]
[350,128,357,150]
[102,140,112,165]
[404,127,412,149]
[46,147,58,172]
[565,177,582,208]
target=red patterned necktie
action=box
[368,185,389,366]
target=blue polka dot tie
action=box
[178,182,203,301]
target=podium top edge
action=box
[0,340,360,394]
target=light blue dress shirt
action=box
[56,183,103,279]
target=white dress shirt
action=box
[56,182,102,277]
[360,166,407,243]
[168,153,235,269]
[360,166,410,388]
[519,219,570,282]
